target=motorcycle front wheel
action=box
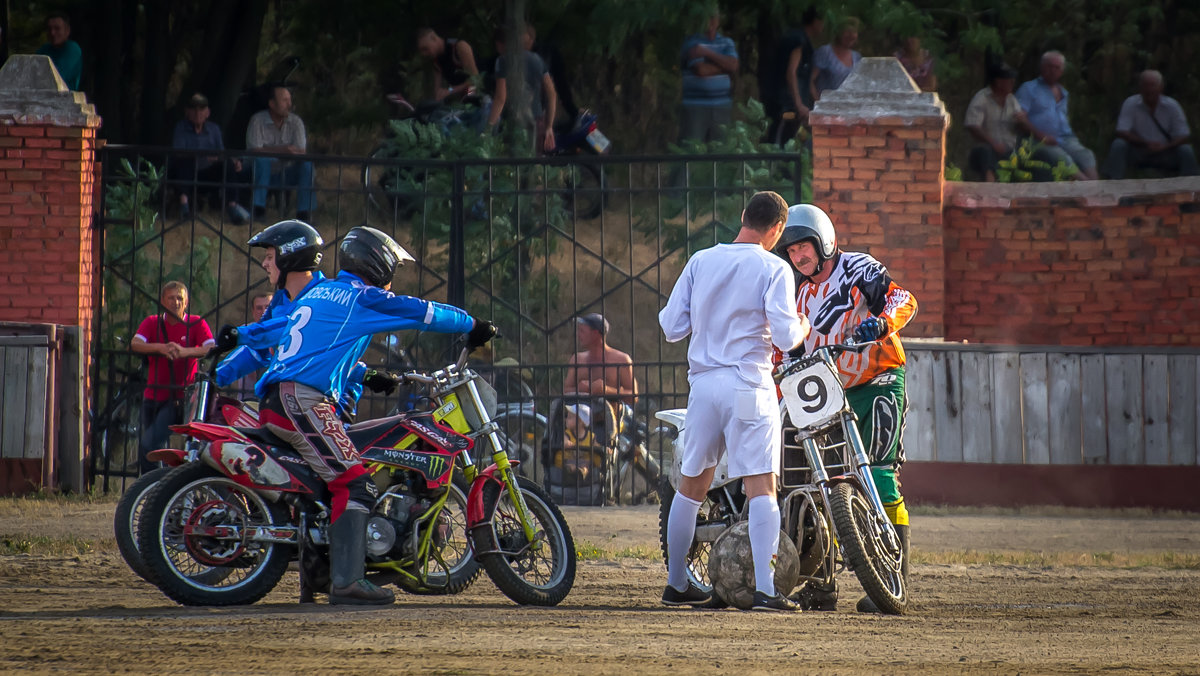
[137,463,293,606]
[827,481,907,615]
[476,476,576,606]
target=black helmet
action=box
[339,226,415,288]
[248,220,323,288]
[774,205,838,276]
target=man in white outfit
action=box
[658,191,811,611]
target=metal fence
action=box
[91,144,807,501]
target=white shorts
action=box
[680,368,781,480]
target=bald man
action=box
[1102,70,1198,179]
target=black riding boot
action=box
[328,509,394,606]
[856,524,909,613]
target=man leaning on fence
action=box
[170,93,251,224]
[130,282,215,474]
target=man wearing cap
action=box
[170,93,251,224]
[564,313,637,406]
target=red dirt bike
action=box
[135,346,576,607]
[114,368,260,583]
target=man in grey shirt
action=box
[1102,70,1198,179]
[247,86,316,222]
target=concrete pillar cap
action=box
[0,54,100,127]
[812,57,948,124]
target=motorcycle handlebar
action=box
[775,339,873,381]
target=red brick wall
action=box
[810,116,948,337]
[0,123,98,337]
[943,184,1200,346]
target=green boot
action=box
[856,524,909,613]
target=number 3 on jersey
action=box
[276,306,313,361]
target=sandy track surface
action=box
[2,502,1199,674]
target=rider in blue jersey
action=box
[214,221,396,418]
[217,226,496,606]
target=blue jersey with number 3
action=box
[240,271,474,401]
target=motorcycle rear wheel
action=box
[476,476,576,606]
[391,473,481,595]
[827,481,907,615]
[137,463,293,606]
[656,478,735,598]
[114,466,170,582]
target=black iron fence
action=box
[91,144,807,502]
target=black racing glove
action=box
[215,324,239,351]
[466,318,497,351]
[786,343,807,359]
[853,316,889,343]
[363,369,401,395]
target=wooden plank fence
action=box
[904,342,1200,466]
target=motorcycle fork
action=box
[462,377,537,545]
[838,413,902,556]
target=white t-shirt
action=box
[659,242,808,388]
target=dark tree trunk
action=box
[139,0,170,144]
[503,0,532,156]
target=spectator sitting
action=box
[1102,70,1198,180]
[415,27,480,102]
[487,27,557,154]
[169,93,250,224]
[895,35,936,92]
[965,64,1034,182]
[763,7,824,146]
[679,9,739,143]
[129,281,215,474]
[247,86,315,223]
[36,11,81,90]
[1016,51,1097,180]
[811,17,862,101]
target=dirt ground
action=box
[2,501,1200,675]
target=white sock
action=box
[748,494,780,597]
[666,492,703,592]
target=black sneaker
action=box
[661,582,712,607]
[751,590,802,612]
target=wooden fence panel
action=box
[1,346,30,459]
[1104,355,1144,465]
[1080,354,1108,463]
[931,351,963,462]
[1142,355,1170,466]
[1020,353,1050,465]
[959,352,992,463]
[1167,355,1197,465]
[992,353,1024,464]
[1047,353,1082,464]
[904,350,936,462]
[23,346,49,460]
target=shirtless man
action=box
[563,313,637,407]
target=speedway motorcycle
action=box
[655,341,907,614]
[114,367,260,583]
[136,346,576,607]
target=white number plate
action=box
[586,129,611,154]
[779,361,845,429]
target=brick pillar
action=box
[809,58,949,337]
[0,55,100,330]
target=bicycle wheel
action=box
[96,392,142,482]
[559,161,604,220]
[362,143,421,217]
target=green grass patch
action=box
[0,534,98,556]
[914,549,1200,570]
[575,541,660,561]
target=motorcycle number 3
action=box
[780,362,845,428]
[276,306,313,361]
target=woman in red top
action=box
[130,281,215,473]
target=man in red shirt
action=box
[130,281,215,473]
